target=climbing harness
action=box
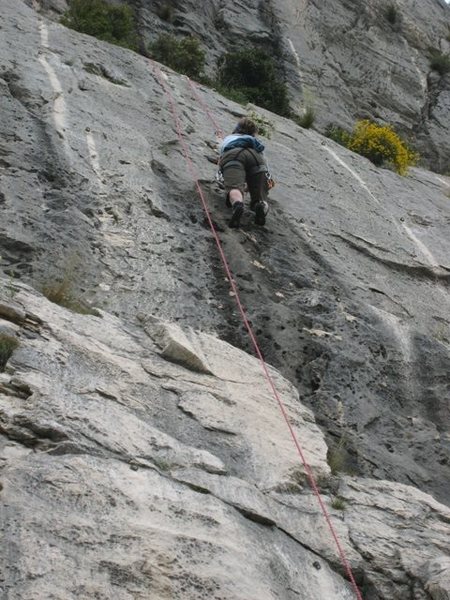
[151,64,363,600]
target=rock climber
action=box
[218,117,273,228]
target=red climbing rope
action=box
[151,64,363,600]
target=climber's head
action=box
[233,117,258,137]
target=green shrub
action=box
[246,110,275,138]
[0,334,19,372]
[213,84,248,105]
[385,4,398,24]
[217,48,291,117]
[429,50,450,76]
[293,106,316,129]
[325,124,351,146]
[149,34,205,79]
[61,0,138,51]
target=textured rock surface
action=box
[2,0,450,504]
[1,282,449,599]
[36,0,450,171]
[1,1,450,597]
[0,282,352,599]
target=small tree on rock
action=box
[217,48,291,117]
[149,34,206,79]
[61,0,138,51]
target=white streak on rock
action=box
[37,21,71,161]
[435,175,450,187]
[287,38,304,82]
[405,41,427,93]
[370,305,411,365]
[401,224,450,307]
[85,130,104,187]
[38,17,48,47]
[401,223,440,268]
[324,145,447,276]
[324,145,381,206]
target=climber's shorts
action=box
[219,148,269,207]
[220,162,246,194]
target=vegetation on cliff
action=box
[327,121,418,175]
[61,0,138,50]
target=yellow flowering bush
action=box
[347,120,418,176]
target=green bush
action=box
[0,334,19,372]
[61,0,138,51]
[325,124,351,146]
[429,50,450,76]
[213,84,248,105]
[149,34,205,79]
[217,48,291,117]
[246,110,275,138]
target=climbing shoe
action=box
[254,201,268,226]
[229,201,244,228]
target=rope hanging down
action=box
[151,63,363,600]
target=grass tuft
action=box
[42,279,99,316]
[385,4,398,24]
[246,109,275,138]
[331,497,346,510]
[429,50,450,76]
[157,4,173,22]
[327,445,346,475]
[293,106,316,129]
[0,334,19,372]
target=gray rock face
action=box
[275,0,450,172]
[1,1,450,597]
[0,283,353,599]
[1,282,449,599]
[4,0,450,504]
[40,0,449,171]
